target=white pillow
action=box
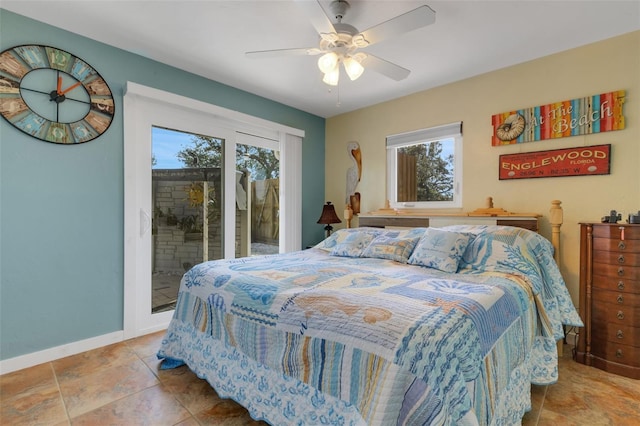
[408,228,474,273]
[361,234,421,263]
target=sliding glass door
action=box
[123,83,302,338]
[236,135,280,257]
[151,127,224,313]
[150,130,280,313]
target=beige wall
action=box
[325,31,640,308]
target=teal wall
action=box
[0,9,326,360]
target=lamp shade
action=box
[343,56,364,81]
[317,201,342,225]
[322,67,340,86]
[317,52,339,74]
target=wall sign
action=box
[491,91,625,146]
[499,144,611,180]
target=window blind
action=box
[386,121,462,148]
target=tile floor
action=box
[1,334,638,425]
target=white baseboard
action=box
[0,330,124,375]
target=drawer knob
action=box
[618,241,626,250]
[617,310,625,320]
[618,267,624,276]
[617,330,624,339]
[618,254,625,264]
[618,281,625,290]
[617,294,624,304]
[616,349,623,358]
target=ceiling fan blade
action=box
[360,5,436,46]
[294,0,336,36]
[246,48,321,58]
[361,54,411,81]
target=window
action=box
[386,122,462,209]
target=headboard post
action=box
[549,200,563,264]
[549,199,565,357]
[344,204,354,229]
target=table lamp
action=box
[317,201,342,238]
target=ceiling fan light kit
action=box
[318,51,365,86]
[246,0,436,87]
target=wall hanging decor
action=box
[0,44,114,144]
[499,144,611,180]
[491,91,625,146]
[345,141,361,214]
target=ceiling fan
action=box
[246,0,436,86]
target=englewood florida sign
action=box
[491,91,625,146]
[499,144,611,180]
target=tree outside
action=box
[176,135,279,179]
[398,140,453,201]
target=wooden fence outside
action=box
[397,152,417,202]
[251,178,279,244]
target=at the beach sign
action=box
[491,91,625,146]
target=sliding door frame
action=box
[123,82,303,338]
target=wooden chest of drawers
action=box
[576,223,640,379]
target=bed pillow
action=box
[460,227,532,271]
[379,227,428,240]
[361,234,421,263]
[408,228,474,272]
[329,230,380,257]
[314,227,381,251]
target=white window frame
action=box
[386,122,463,209]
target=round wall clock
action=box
[0,44,114,144]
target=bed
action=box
[157,201,582,425]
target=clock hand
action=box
[59,96,90,105]
[60,81,82,95]
[21,87,54,96]
[20,86,90,104]
[57,74,62,94]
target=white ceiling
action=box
[3,1,639,118]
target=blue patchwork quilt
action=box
[158,225,582,425]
